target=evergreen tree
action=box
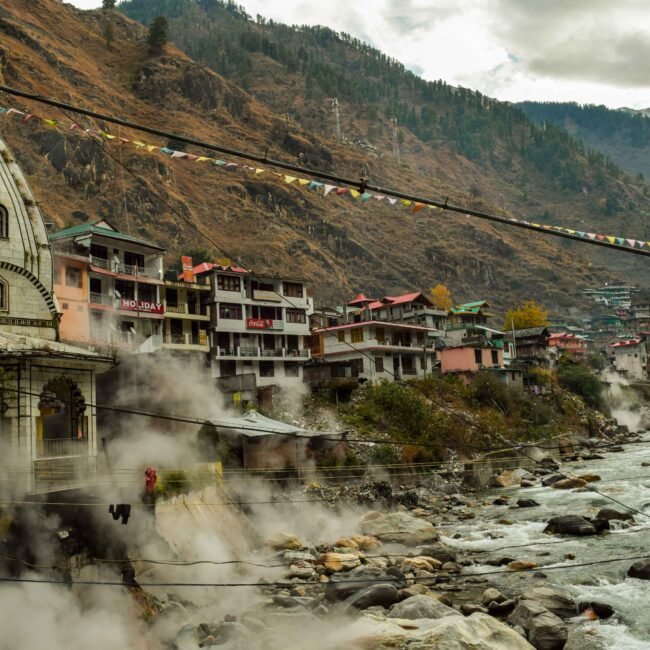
[147,15,168,55]
[102,0,116,8]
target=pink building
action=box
[439,344,504,384]
[548,333,587,358]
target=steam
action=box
[603,370,649,433]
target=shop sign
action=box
[120,298,164,314]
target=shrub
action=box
[557,362,604,409]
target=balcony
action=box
[214,347,310,359]
[36,438,90,459]
[90,255,159,280]
[165,303,209,317]
[89,292,108,305]
[163,333,209,348]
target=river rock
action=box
[551,478,587,490]
[627,559,650,580]
[509,600,568,649]
[360,511,438,545]
[416,545,457,564]
[342,583,401,610]
[482,587,507,606]
[508,560,538,571]
[578,601,615,619]
[544,515,598,536]
[286,563,316,579]
[541,475,564,487]
[596,508,635,523]
[268,533,303,550]
[461,603,488,615]
[521,586,576,618]
[494,468,534,487]
[388,594,460,620]
[488,599,516,616]
[317,552,361,573]
[325,566,402,601]
[343,612,536,649]
[402,556,442,572]
[517,498,540,508]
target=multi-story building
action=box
[309,320,438,383]
[446,301,492,341]
[50,220,165,352]
[583,284,640,309]
[610,337,648,380]
[206,264,312,396]
[0,136,113,493]
[438,341,515,385]
[548,332,588,360]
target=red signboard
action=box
[181,256,194,282]
[247,318,273,329]
[120,298,164,314]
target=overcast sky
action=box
[70,0,650,109]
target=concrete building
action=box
[349,292,447,330]
[0,137,113,494]
[439,342,504,382]
[309,321,438,384]
[50,220,165,353]
[610,338,648,381]
[206,264,312,403]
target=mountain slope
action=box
[0,0,644,317]
[518,101,650,181]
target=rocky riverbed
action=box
[146,428,650,649]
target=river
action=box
[441,434,650,648]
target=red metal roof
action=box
[315,320,438,333]
[610,338,642,348]
[364,291,429,311]
[348,293,376,306]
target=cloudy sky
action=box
[70,0,650,109]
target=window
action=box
[351,328,364,343]
[474,349,482,364]
[124,251,145,270]
[166,288,178,307]
[138,283,157,302]
[337,330,345,343]
[90,243,107,260]
[0,205,8,239]
[260,361,275,377]
[284,362,300,377]
[491,350,499,365]
[89,278,102,294]
[65,267,82,288]
[286,309,306,324]
[217,275,241,291]
[376,327,385,343]
[219,303,242,320]
[375,357,384,373]
[283,282,303,298]
[115,279,135,300]
[0,277,8,311]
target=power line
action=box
[2,84,648,257]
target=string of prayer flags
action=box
[1,101,646,254]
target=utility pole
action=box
[391,117,400,163]
[331,98,341,141]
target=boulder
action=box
[388,594,460,620]
[507,560,538,572]
[360,511,438,545]
[627,559,650,580]
[401,556,442,572]
[544,515,597,536]
[268,533,303,550]
[342,583,401,610]
[578,601,615,619]
[521,587,576,618]
[460,603,488,616]
[551,478,587,490]
[541,475,564,487]
[343,612,536,649]
[596,508,635,523]
[488,599,516,616]
[316,552,361,573]
[416,545,456,564]
[509,600,568,649]
[325,566,402,601]
[482,587,507,606]
[577,473,601,482]
[494,468,534,487]
[517,498,540,508]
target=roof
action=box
[450,300,490,315]
[49,221,165,251]
[610,338,643,348]
[504,326,550,341]
[348,293,376,306]
[209,410,343,439]
[364,291,432,311]
[0,332,115,365]
[315,320,439,333]
[180,262,250,280]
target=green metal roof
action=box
[450,300,490,315]
[49,222,165,250]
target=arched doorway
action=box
[37,377,88,458]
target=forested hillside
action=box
[518,101,650,181]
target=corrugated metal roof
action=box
[209,410,342,439]
[49,222,165,251]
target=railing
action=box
[402,368,418,376]
[165,304,185,314]
[36,438,90,459]
[164,303,208,316]
[214,347,311,359]
[89,292,106,305]
[164,333,209,347]
[90,255,157,280]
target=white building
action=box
[310,320,438,383]
[0,137,113,494]
[206,264,312,400]
[610,338,648,381]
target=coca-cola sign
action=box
[247,318,273,329]
[120,298,164,314]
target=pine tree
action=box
[147,16,168,55]
[102,0,116,9]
